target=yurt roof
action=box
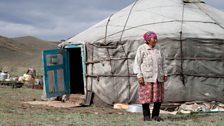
[59,0,224,47]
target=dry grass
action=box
[0,86,224,126]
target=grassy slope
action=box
[0,36,58,76]
[0,86,224,126]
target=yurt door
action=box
[65,45,85,94]
[42,49,70,98]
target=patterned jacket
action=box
[133,44,167,82]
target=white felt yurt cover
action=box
[59,0,224,104]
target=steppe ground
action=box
[0,86,224,126]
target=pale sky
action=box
[0,0,223,41]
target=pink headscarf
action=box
[143,31,157,42]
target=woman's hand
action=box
[138,77,145,85]
[163,76,168,82]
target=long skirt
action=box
[138,81,164,104]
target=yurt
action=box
[43,0,224,105]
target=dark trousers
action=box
[142,102,161,120]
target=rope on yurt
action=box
[104,14,113,43]
[169,73,224,78]
[104,15,114,75]
[118,0,138,102]
[95,20,182,43]
[195,4,224,30]
[180,1,186,86]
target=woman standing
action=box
[133,31,167,121]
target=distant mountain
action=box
[0,35,58,76]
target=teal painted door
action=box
[42,49,70,98]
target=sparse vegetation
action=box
[0,86,224,126]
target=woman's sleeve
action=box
[133,47,143,78]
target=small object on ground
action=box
[127,104,143,112]
[113,103,128,110]
[5,78,11,81]
[62,94,69,102]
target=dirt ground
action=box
[1,86,224,126]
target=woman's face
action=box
[148,37,157,48]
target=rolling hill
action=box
[0,35,58,76]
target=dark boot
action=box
[142,103,151,121]
[152,102,163,121]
